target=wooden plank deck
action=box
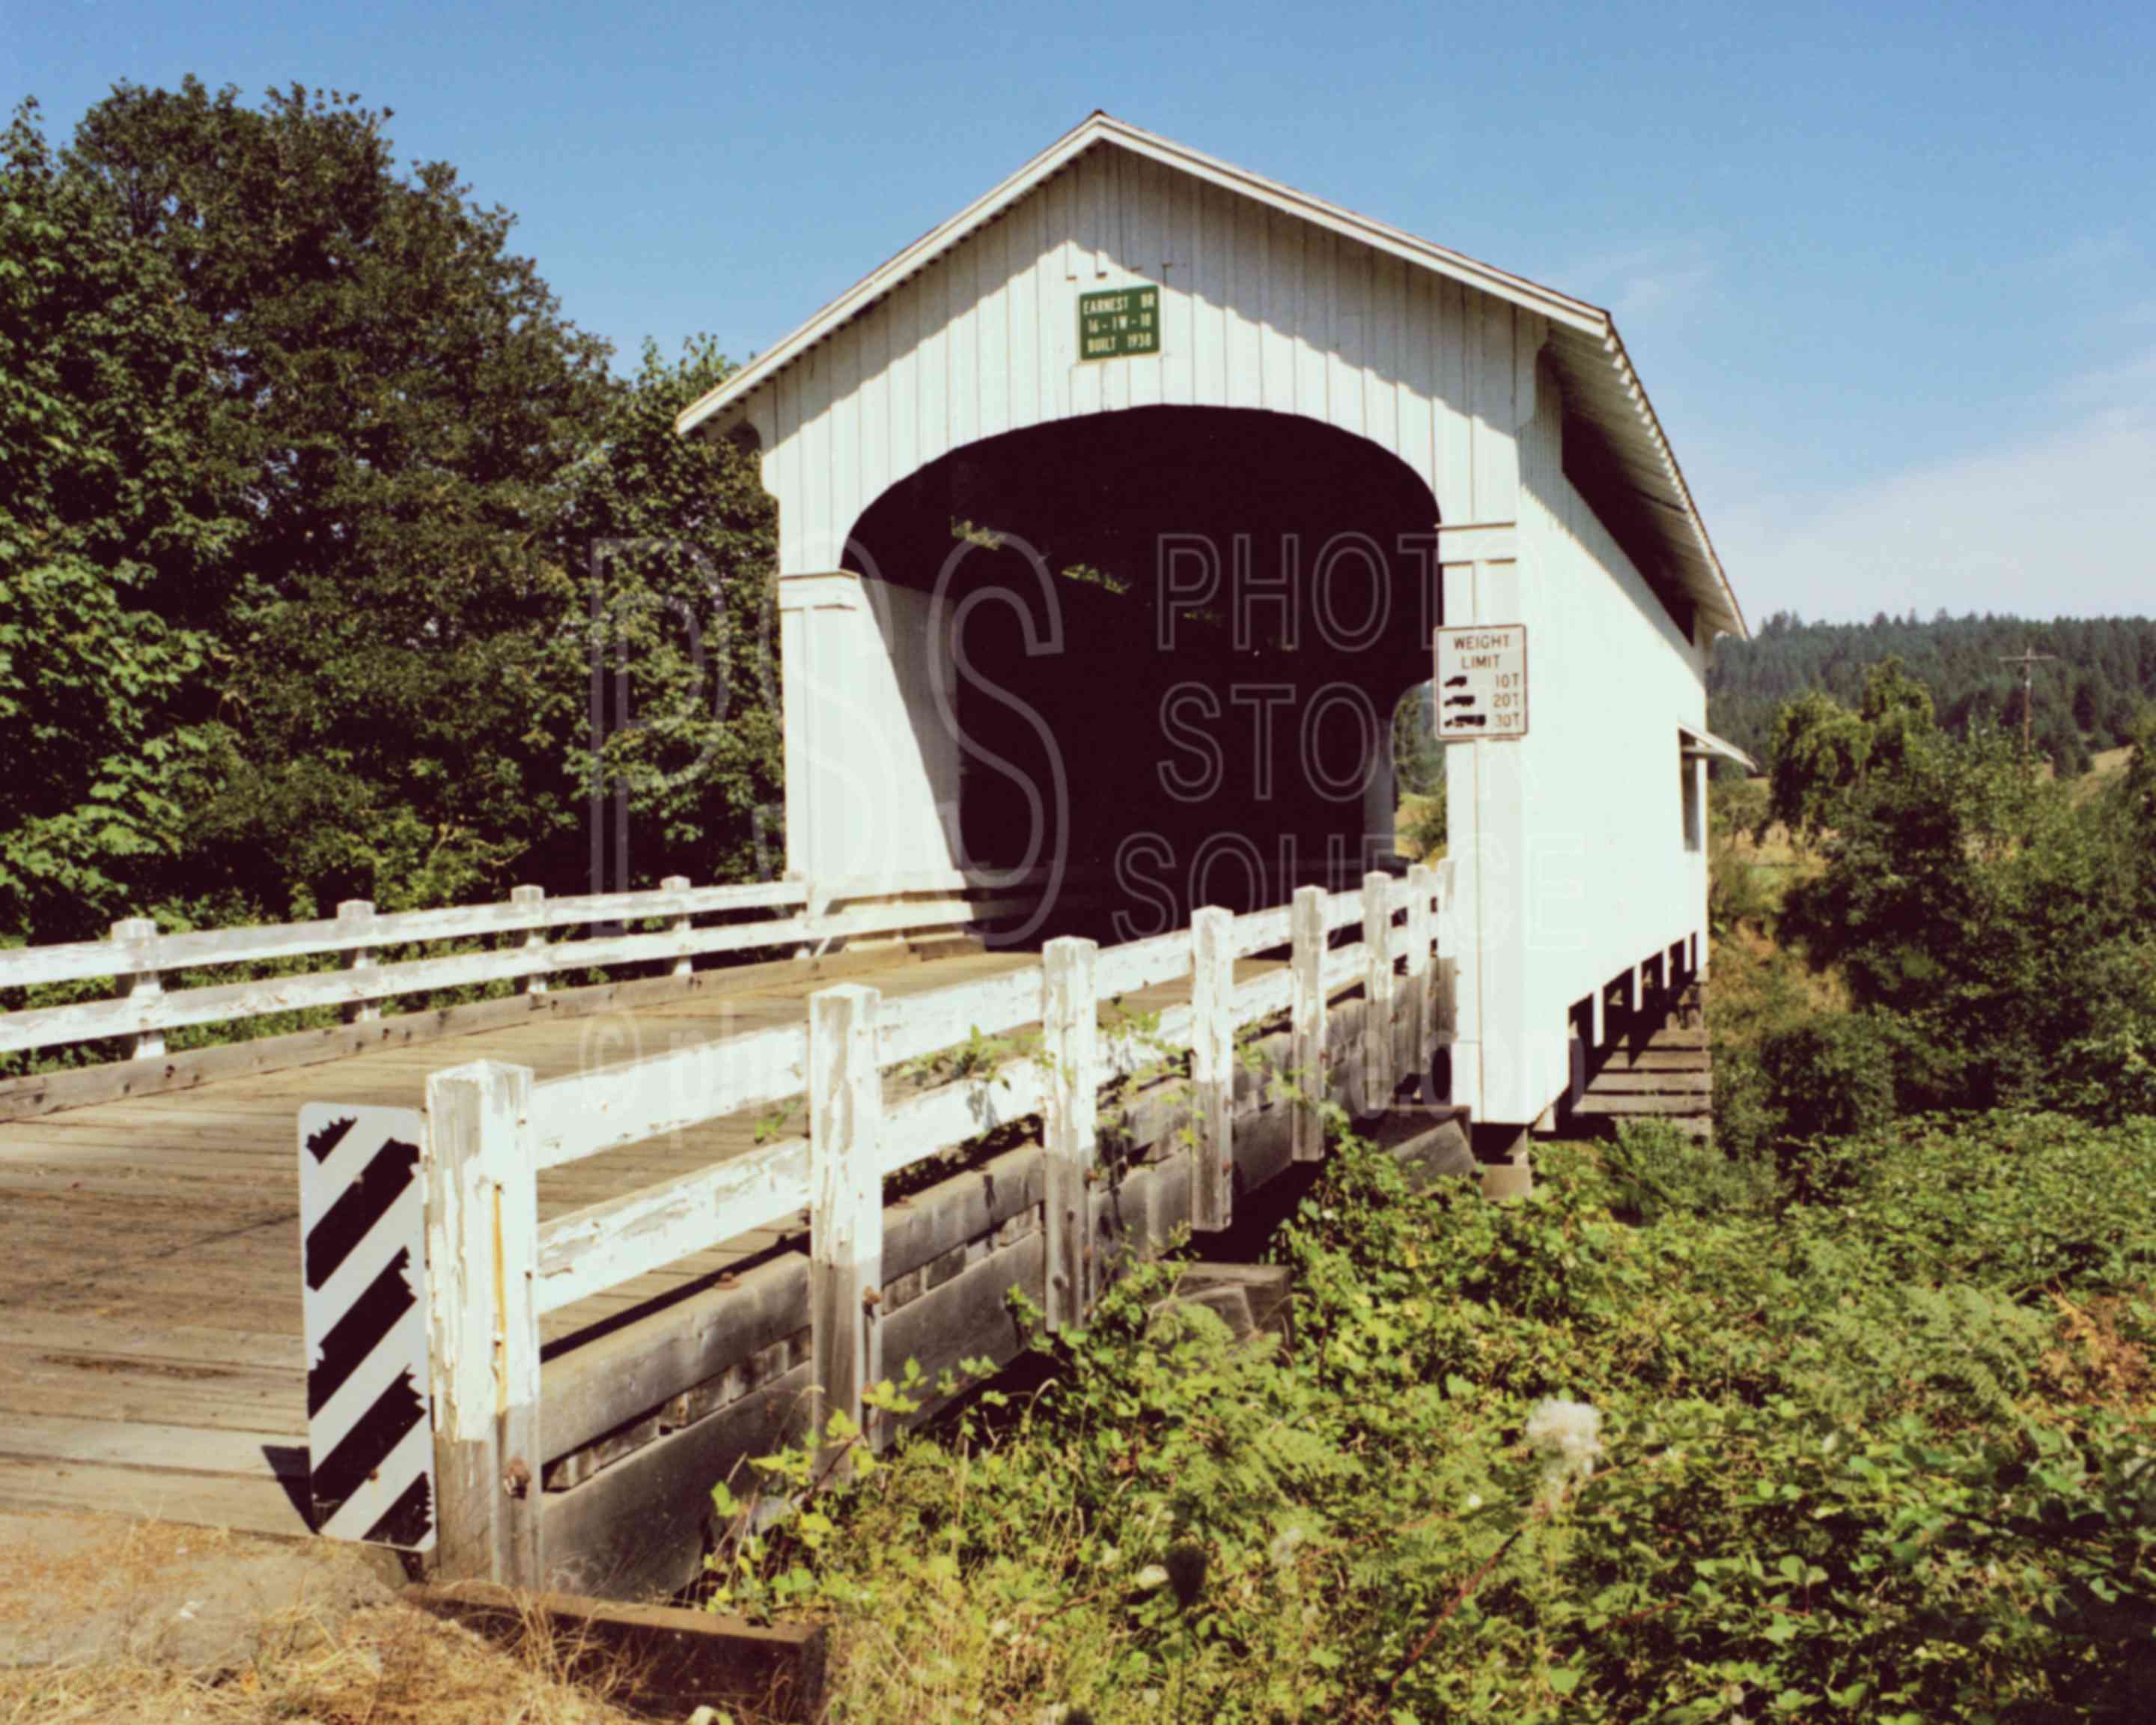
[0,943,1048,1536]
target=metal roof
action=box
[677,112,1745,639]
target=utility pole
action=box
[1998,647,2059,763]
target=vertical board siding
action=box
[756,141,1539,576]
[979,215,1011,440]
[949,232,979,453]
[1330,234,1365,440]
[1127,156,1163,410]
[1226,192,1263,409]
[1261,208,1298,415]
[1366,252,1401,457]
[1397,267,1434,483]
[1011,195,1042,432]
[1164,170,1199,407]
[886,274,919,529]
[1193,181,1228,405]
[919,251,950,472]
[831,323,862,572]
[1435,276,1472,514]
[805,355,836,569]
[859,305,889,544]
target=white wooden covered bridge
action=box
[677,109,1749,1137]
[0,115,1746,1599]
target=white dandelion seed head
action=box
[1525,1398,1604,1490]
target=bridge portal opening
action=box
[843,407,1441,940]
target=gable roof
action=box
[678,112,1744,639]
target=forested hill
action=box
[1706,612,2156,774]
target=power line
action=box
[1997,647,2059,762]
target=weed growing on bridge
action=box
[706,1113,2156,1721]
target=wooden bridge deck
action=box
[0,943,1069,1536]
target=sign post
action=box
[1434,624,1529,741]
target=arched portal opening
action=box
[841,407,1443,938]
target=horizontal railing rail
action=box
[0,869,1044,1063]
[398,862,1458,1584]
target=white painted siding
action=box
[777,576,958,883]
[1511,361,1709,1113]
[756,144,1502,576]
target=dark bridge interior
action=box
[848,407,1444,937]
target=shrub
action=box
[1602,1119,1776,1223]
[704,1117,2156,1722]
[1707,854,1773,934]
[1755,1008,1900,1153]
[2055,935,2156,1122]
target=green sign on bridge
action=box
[1078,285,1160,361]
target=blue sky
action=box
[7,0,2152,624]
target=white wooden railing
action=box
[0,869,1036,1064]
[413,863,1455,1582]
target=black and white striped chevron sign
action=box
[299,1104,436,1551]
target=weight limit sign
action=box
[1434,624,1529,741]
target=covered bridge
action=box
[676,112,1750,1137]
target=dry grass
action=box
[1705,919,1846,1058]
[0,1521,224,1631]
[0,1514,671,1725]
[0,1600,654,1725]
[2070,745,2135,803]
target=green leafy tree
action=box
[0,106,240,942]
[64,79,618,914]
[1773,657,2153,1113]
[551,339,783,886]
[1762,658,1937,842]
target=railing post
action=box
[109,917,164,1062]
[1190,906,1234,1232]
[1290,886,1329,1161]
[338,900,380,1024]
[1042,937,1098,1328]
[424,1060,543,1586]
[1362,872,1396,1112]
[661,875,694,979]
[809,985,883,1470]
[1405,865,1435,1083]
[1434,857,1461,1050]
[511,886,549,995]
